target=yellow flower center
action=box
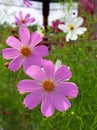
[69,24,74,30]
[42,80,55,92]
[20,46,31,57]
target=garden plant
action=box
[0,0,97,130]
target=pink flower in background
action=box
[23,0,32,7]
[51,19,65,33]
[2,26,49,72]
[15,11,35,27]
[17,61,78,117]
[82,0,94,14]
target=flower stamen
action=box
[21,19,25,23]
[42,80,55,92]
[20,46,31,57]
[69,24,74,30]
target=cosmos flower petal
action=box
[65,15,75,24]
[23,90,43,110]
[33,45,49,56]
[80,27,87,32]
[14,15,21,25]
[55,82,78,98]
[41,93,55,117]
[23,53,42,72]
[42,60,55,79]
[66,31,72,42]
[51,91,71,112]
[2,48,20,59]
[19,11,23,20]
[30,32,42,47]
[54,65,72,83]
[17,79,42,94]
[74,17,84,27]
[25,18,35,23]
[66,31,78,41]
[23,0,32,7]
[19,26,30,44]
[25,13,30,20]
[58,24,69,33]
[26,65,46,81]
[70,32,78,41]
[74,27,87,34]
[8,55,24,72]
[6,36,21,50]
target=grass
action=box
[0,25,97,130]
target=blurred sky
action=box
[0,0,78,27]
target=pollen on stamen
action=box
[21,19,25,23]
[20,46,31,57]
[42,80,55,92]
[69,24,74,30]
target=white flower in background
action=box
[37,26,45,36]
[55,60,70,70]
[55,60,62,70]
[58,16,87,42]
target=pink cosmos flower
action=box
[14,11,35,27]
[23,0,32,7]
[17,61,78,117]
[51,19,65,33]
[82,0,94,14]
[2,26,49,72]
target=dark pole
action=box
[43,0,51,32]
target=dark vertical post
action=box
[43,0,50,31]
